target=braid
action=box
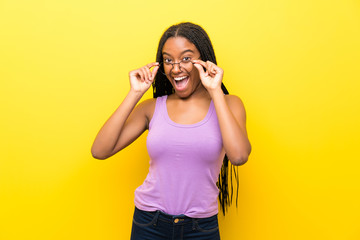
[153,22,239,215]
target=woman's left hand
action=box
[193,60,224,92]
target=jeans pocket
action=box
[132,207,159,227]
[194,215,219,233]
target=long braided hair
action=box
[152,22,239,215]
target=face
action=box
[161,37,203,98]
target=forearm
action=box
[91,90,143,159]
[209,89,251,165]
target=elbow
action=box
[91,147,110,160]
[228,145,251,166]
[92,153,108,160]
[229,155,249,166]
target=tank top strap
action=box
[149,95,168,130]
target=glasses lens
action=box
[180,59,192,71]
[160,59,194,75]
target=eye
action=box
[163,58,173,64]
[182,56,192,63]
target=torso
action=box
[144,91,228,129]
[135,95,225,217]
[166,94,212,125]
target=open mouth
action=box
[173,76,189,91]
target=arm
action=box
[210,92,251,165]
[91,62,159,159]
[193,60,251,165]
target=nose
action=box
[171,63,182,74]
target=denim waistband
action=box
[158,211,191,223]
[135,207,195,226]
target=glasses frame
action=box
[159,57,201,76]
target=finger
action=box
[146,62,159,81]
[207,61,221,76]
[137,68,146,82]
[193,62,206,77]
[192,59,207,69]
[146,62,160,69]
[140,67,149,81]
[133,69,143,81]
[129,68,140,78]
[208,65,216,76]
[151,65,159,79]
[193,60,214,77]
[211,64,223,77]
[144,66,152,81]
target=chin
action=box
[174,92,190,99]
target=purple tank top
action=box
[134,95,225,218]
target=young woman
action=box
[91,22,251,240]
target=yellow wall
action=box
[1,0,359,239]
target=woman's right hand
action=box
[129,62,159,94]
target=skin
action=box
[91,37,251,165]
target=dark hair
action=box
[152,22,239,215]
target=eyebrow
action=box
[162,49,195,57]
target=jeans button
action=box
[174,218,179,223]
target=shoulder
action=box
[224,94,247,117]
[225,94,245,108]
[135,97,161,127]
[136,98,157,115]
[138,97,157,107]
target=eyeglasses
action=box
[159,57,200,76]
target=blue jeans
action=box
[131,207,221,240]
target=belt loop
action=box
[192,218,197,230]
[153,210,160,227]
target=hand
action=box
[129,62,159,94]
[193,60,224,92]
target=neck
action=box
[173,83,211,101]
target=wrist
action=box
[128,88,145,101]
[207,87,224,99]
